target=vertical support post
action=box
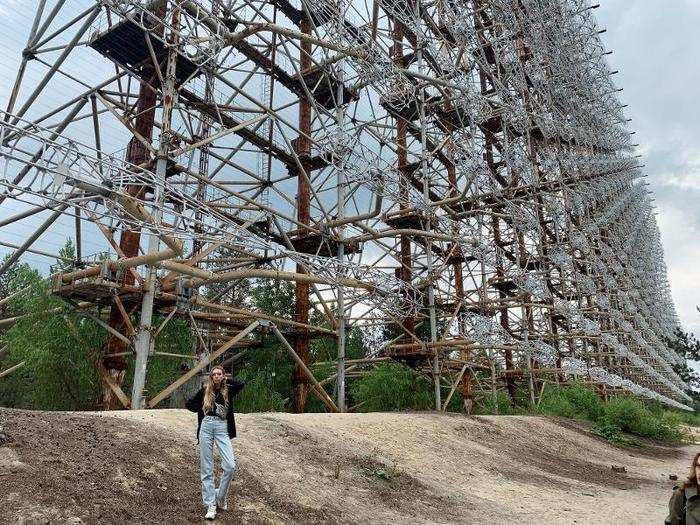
[415,38,440,410]
[131,7,179,410]
[335,17,347,411]
[291,16,313,413]
[74,206,82,263]
[445,119,471,411]
[102,1,166,409]
[391,19,415,340]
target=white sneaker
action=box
[205,505,217,520]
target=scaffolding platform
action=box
[293,68,358,110]
[489,278,518,295]
[384,346,432,361]
[384,209,426,230]
[233,39,356,110]
[89,16,199,84]
[446,247,478,264]
[381,95,423,122]
[51,278,130,304]
[434,105,472,130]
[287,229,361,257]
[269,0,340,27]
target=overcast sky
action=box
[596,1,700,338]
[0,1,698,338]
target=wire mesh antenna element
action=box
[0,0,690,411]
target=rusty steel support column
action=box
[291,16,313,413]
[392,19,415,340]
[101,3,165,410]
[131,7,180,410]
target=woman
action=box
[186,366,245,521]
[666,452,700,525]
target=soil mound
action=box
[0,408,691,524]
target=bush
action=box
[591,420,627,444]
[679,411,700,428]
[537,382,604,421]
[350,362,433,412]
[235,372,285,412]
[476,390,513,415]
[532,383,687,445]
[598,396,685,443]
[0,278,104,410]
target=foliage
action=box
[0,255,41,319]
[251,279,295,317]
[0,266,103,410]
[475,390,513,415]
[350,362,433,412]
[678,410,700,428]
[235,333,294,410]
[0,241,196,410]
[591,420,627,445]
[56,238,77,271]
[234,370,285,413]
[597,396,685,443]
[201,247,252,307]
[120,317,195,399]
[667,328,700,391]
[363,463,402,482]
[534,383,687,445]
[537,382,604,421]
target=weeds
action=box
[534,382,688,445]
[363,462,402,482]
[361,447,402,482]
[350,363,434,412]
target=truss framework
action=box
[0,0,689,411]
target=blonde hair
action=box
[203,366,229,413]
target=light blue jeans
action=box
[199,416,236,507]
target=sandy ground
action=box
[0,408,694,524]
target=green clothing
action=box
[667,485,700,525]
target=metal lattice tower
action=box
[0,0,690,411]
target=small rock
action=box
[669,474,678,481]
[611,465,626,473]
[0,425,11,446]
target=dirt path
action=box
[0,408,694,524]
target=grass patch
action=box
[235,372,285,413]
[535,383,687,445]
[350,362,434,412]
[363,464,403,482]
[537,382,604,421]
[360,447,403,482]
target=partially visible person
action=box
[666,452,700,525]
[186,366,245,521]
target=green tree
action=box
[202,246,252,307]
[0,252,197,410]
[350,362,433,412]
[0,255,41,320]
[667,328,700,391]
[0,270,103,410]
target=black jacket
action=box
[185,379,245,441]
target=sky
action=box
[595,1,700,338]
[0,1,698,338]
